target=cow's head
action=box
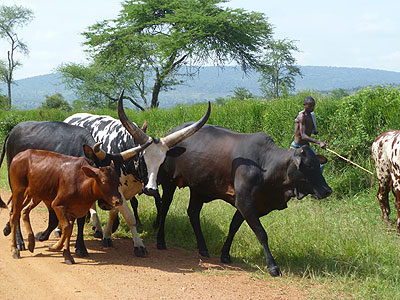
[288,145,332,199]
[117,90,211,197]
[82,165,123,207]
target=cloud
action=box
[356,12,397,34]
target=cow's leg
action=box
[90,203,103,239]
[10,191,26,259]
[157,183,177,250]
[4,194,25,251]
[129,196,142,229]
[220,210,245,263]
[187,192,209,257]
[21,199,41,253]
[36,209,59,241]
[102,207,119,247]
[74,216,89,257]
[152,192,162,229]
[118,196,147,256]
[49,202,69,252]
[62,218,76,265]
[235,197,282,277]
[376,178,391,226]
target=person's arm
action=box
[298,115,326,149]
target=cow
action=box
[63,94,211,253]
[5,148,144,264]
[156,124,332,277]
[0,120,122,256]
[371,130,400,231]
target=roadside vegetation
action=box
[1,85,400,299]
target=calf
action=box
[372,130,400,231]
[7,149,124,264]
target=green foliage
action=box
[258,38,302,99]
[230,87,255,101]
[74,0,273,108]
[40,93,72,111]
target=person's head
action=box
[303,96,315,113]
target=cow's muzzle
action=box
[314,186,332,199]
[143,187,159,198]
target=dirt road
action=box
[0,189,325,300]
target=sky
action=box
[1,0,400,80]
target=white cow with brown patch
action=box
[372,130,400,231]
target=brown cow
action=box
[6,143,150,264]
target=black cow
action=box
[156,124,332,277]
[1,120,149,256]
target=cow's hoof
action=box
[12,250,20,259]
[3,224,11,236]
[102,238,113,247]
[75,247,89,258]
[156,242,166,250]
[220,254,231,264]
[63,249,75,265]
[199,250,210,257]
[35,231,50,241]
[93,230,103,239]
[134,246,148,257]
[268,266,282,277]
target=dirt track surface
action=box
[0,189,325,300]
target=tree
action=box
[0,5,34,109]
[258,38,302,99]
[231,87,255,101]
[59,0,273,109]
[40,93,72,111]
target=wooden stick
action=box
[325,148,374,175]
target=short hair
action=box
[304,96,315,105]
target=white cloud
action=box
[356,12,397,34]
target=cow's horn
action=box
[118,89,149,145]
[120,138,153,161]
[161,101,211,148]
[93,142,106,160]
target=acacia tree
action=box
[0,5,34,109]
[59,0,273,109]
[258,38,302,99]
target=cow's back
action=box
[5,121,96,168]
[65,113,137,153]
[372,130,400,181]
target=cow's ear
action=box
[83,145,96,161]
[82,166,98,178]
[317,155,328,165]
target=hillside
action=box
[2,66,400,109]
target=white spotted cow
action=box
[372,130,400,231]
[64,91,211,256]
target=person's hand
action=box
[320,142,326,149]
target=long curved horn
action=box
[161,101,211,148]
[118,89,149,145]
[93,142,106,160]
[120,138,153,161]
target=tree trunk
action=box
[151,78,161,108]
[7,80,11,109]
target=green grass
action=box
[2,87,400,299]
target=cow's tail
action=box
[0,133,9,169]
[0,134,9,209]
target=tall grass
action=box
[1,86,400,299]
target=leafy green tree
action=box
[0,5,34,109]
[0,88,7,109]
[258,38,302,99]
[40,93,72,112]
[60,0,273,109]
[329,88,350,100]
[231,87,255,101]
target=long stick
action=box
[325,148,374,175]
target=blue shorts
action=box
[290,141,304,149]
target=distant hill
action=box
[2,66,400,109]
